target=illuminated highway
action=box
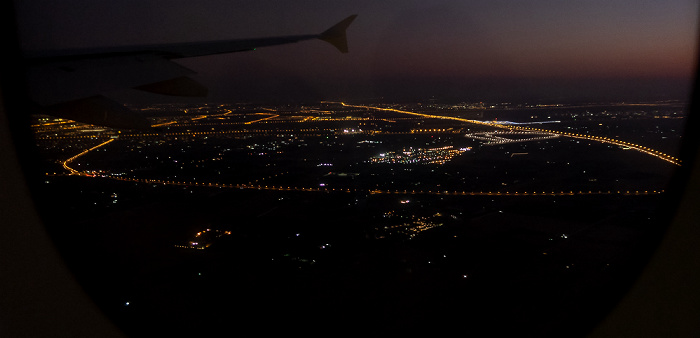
[56,137,666,197]
[509,125,681,165]
[338,102,511,129]
[81,173,667,197]
[55,136,666,197]
[337,102,681,166]
[44,101,678,197]
[61,138,116,175]
[244,113,280,124]
[151,109,235,127]
[465,131,560,145]
[35,127,476,141]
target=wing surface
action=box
[24,15,357,129]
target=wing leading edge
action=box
[25,15,358,129]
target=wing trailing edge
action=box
[318,14,358,53]
[24,15,358,129]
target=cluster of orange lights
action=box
[52,102,679,197]
[338,102,681,166]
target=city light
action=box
[38,101,679,199]
[337,102,681,166]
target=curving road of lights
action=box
[61,138,116,174]
[54,101,677,196]
[57,138,666,197]
[337,102,681,166]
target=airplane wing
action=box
[24,15,357,129]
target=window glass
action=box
[16,1,698,336]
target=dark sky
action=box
[14,0,699,103]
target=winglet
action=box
[318,15,357,53]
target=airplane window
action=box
[6,1,699,336]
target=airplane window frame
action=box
[1,2,699,337]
